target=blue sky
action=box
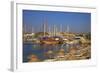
[23,10,91,33]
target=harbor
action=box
[23,10,91,62]
[23,21,91,62]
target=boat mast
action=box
[60,24,63,37]
[55,25,57,36]
[43,18,48,37]
[67,25,69,39]
[48,26,51,37]
[60,24,62,33]
[43,22,46,37]
[32,25,34,33]
[67,25,69,33]
[54,25,56,36]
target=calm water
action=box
[23,43,70,62]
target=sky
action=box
[23,10,91,33]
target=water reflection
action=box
[23,43,69,62]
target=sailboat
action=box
[40,20,61,45]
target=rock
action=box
[28,54,39,62]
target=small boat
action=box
[40,37,61,45]
[41,40,59,45]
